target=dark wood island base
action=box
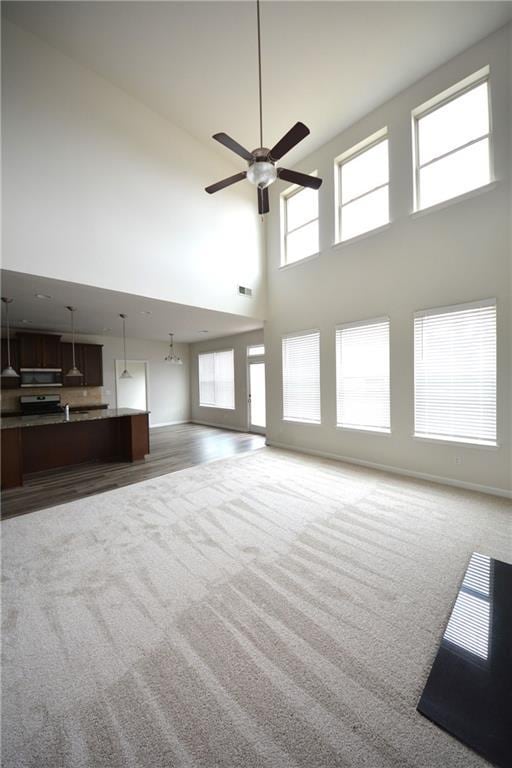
[1,410,149,489]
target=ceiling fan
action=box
[205,0,322,215]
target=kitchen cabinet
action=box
[1,338,20,389]
[81,344,103,386]
[18,333,61,369]
[61,342,103,387]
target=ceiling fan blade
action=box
[212,133,254,162]
[205,172,247,194]
[277,168,322,190]
[258,186,269,215]
[269,122,310,161]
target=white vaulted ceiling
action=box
[3,1,512,165]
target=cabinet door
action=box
[18,334,61,368]
[82,344,103,386]
[18,334,41,368]
[41,335,61,368]
[61,342,84,387]
[1,338,20,389]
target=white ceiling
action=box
[3,1,512,167]
[1,270,263,343]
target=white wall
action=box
[190,329,264,432]
[1,21,265,320]
[265,24,512,496]
[61,332,191,428]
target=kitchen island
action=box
[1,409,150,489]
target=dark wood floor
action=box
[1,423,266,520]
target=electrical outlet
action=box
[455,456,462,465]
[82,390,88,397]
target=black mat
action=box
[418,552,512,767]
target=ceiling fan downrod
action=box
[204,0,323,214]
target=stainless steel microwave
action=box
[19,369,63,387]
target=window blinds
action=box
[336,318,390,432]
[282,331,321,423]
[198,349,235,409]
[414,300,496,445]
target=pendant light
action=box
[119,314,132,379]
[165,333,183,365]
[65,306,83,378]
[1,297,19,378]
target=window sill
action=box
[279,251,321,270]
[199,405,236,411]
[337,425,391,436]
[411,180,498,219]
[282,418,322,426]
[413,434,499,450]
[332,222,392,250]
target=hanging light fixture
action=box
[1,297,19,378]
[65,306,83,378]
[204,0,322,214]
[164,333,183,365]
[119,314,132,379]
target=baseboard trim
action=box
[191,419,247,433]
[150,420,190,428]
[266,440,512,499]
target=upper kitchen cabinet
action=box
[81,344,103,387]
[61,342,103,387]
[18,333,61,369]
[1,337,20,389]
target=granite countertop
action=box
[1,408,149,430]
[0,403,110,418]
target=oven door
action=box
[20,369,63,387]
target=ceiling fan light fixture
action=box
[204,0,322,213]
[247,160,277,188]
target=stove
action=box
[19,394,64,416]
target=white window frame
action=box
[335,316,391,434]
[247,344,265,357]
[413,298,497,447]
[280,173,319,266]
[335,128,389,244]
[198,348,235,410]
[412,67,492,211]
[281,329,321,425]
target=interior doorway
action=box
[248,359,266,433]
[115,360,149,411]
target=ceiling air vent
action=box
[238,285,253,297]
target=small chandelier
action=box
[65,306,83,378]
[119,314,132,379]
[165,333,183,365]
[1,297,19,378]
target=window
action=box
[413,70,491,210]
[198,349,235,409]
[247,344,265,357]
[414,299,496,446]
[336,318,390,432]
[282,331,321,423]
[282,180,319,265]
[336,131,389,242]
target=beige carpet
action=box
[2,447,511,768]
